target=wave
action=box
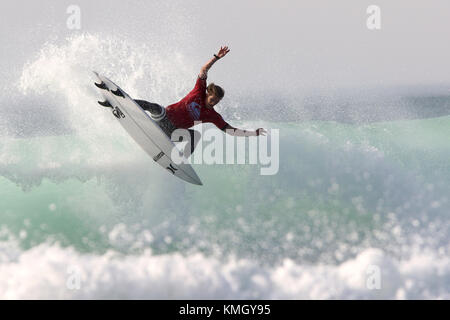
[1,118,448,262]
[0,33,449,299]
[0,234,447,299]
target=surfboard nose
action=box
[184,167,203,186]
[192,176,203,186]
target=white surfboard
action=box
[93,72,202,185]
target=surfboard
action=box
[93,72,202,186]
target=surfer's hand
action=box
[216,46,230,58]
[202,46,230,77]
[256,128,267,136]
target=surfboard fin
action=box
[98,100,113,108]
[94,81,108,90]
[111,88,124,98]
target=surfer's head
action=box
[205,83,224,108]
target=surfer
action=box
[135,46,267,153]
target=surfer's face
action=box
[206,93,221,108]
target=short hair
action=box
[206,83,225,99]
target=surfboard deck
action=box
[93,72,202,185]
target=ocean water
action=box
[0,34,449,299]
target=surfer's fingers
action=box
[258,128,267,136]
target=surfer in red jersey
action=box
[135,46,267,153]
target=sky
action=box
[1,0,449,93]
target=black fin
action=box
[94,81,108,90]
[111,88,124,98]
[98,100,112,108]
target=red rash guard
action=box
[166,77,228,130]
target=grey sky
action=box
[1,0,449,92]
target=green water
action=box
[1,117,449,264]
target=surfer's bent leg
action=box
[135,100,177,137]
[134,99,182,141]
[134,100,164,117]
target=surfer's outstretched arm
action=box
[199,46,230,79]
[222,124,267,137]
